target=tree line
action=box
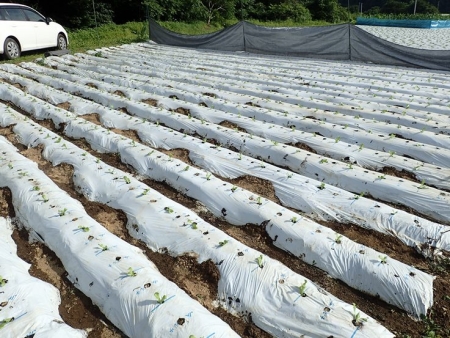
[9,0,445,29]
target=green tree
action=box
[307,0,348,22]
[268,0,312,22]
[408,0,439,14]
[380,0,409,14]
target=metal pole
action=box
[92,0,99,42]
[92,0,98,28]
[413,0,418,14]
[241,0,243,21]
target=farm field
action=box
[357,26,450,50]
[0,42,450,337]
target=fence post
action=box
[348,23,352,61]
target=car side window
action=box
[2,8,28,21]
[0,9,5,20]
[24,9,45,22]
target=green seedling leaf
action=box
[154,292,167,304]
[352,303,367,327]
[0,317,14,329]
[78,226,90,232]
[164,206,174,214]
[0,276,7,287]
[298,280,307,297]
[218,240,229,247]
[256,255,264,268]
[127,267,137,277]
[123,176,131,184]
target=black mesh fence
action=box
[149,19,450,71]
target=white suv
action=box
[0,3,68,59]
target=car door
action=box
[23,8,54,49]
[2,7,36,51]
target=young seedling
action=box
[290,216,298,223]
[256,255,264,268]
[352,303,367,327]
[205,172,212,181]
[32,185,40,191]
[218,240,229,247]
[0,318,13,329]
[164,206,174,214]
[388,150,395,158]
[98,244,109,252]
[358,144,364,151]
[256,196,263,205]
[126,267,137,277]
[379,255,387,264]
[335,136,341,143]
[142,188,150,195]
[318,182,326,190]
[154,292,167,304]
[123,176,131,184]
[190,222,198,230]
[58,208,68,216]
[0,276,7,287]
[183,165,190,171]
[55,137,62,143]
[347,163,353,169]
[298,280,307,297]
[335,234,343,244]
[78,226,90,232]
[319,158,328,164]
[377,175,386,180]
[417,179,427,189]
[353,192,365,200]
[7,162,13,170]
[42,194,49,203]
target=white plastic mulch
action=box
[357,25,450,50]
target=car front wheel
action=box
[57,33,67,50]
[3,38,20,60]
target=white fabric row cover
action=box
[77,45,450,137]
[0,137,239,337]
[0,217,86,338]
[4,62,450,224]
[0,102,395,336]
[42,53,450,192]
[0,95,436,320]
[0,66,448,260]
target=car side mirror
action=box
[45,17,53,25]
